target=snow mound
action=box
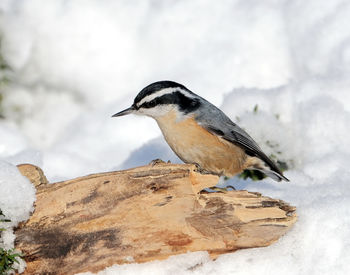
[0,161,35,248]
[0,0,350,274]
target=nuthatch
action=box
[112,81,288,182]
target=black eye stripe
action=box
[139,91,201,114]
[140,99,157,108]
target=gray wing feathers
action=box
[194,101,287,181]
[195,103,262,155]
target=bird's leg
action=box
[207,184,236,193]
[208,187,228,193]
[217,176,236,191]
[208,176,236,192]
[149,159,165,166]
[149,159,171,166]
[194,163,212,175]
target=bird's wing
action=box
[194,103,286,180]
[197,113,265,157]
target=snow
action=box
[0,160,35,275]
[1,0,350,274]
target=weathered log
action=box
[15,163,296,275]
[17,163,48,187]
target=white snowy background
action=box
[0,0,350,274]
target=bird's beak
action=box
[111,106,135,117]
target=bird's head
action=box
[112,81,202,119]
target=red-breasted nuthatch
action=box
[112,81,288,182]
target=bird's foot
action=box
[199,186,235,194]
[208,187,229,193]
[149,159,171,166]
[194,164,212,175]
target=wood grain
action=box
[15,163,296,275]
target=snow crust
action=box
[1,0,350,274]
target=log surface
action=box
[15,163,296,275]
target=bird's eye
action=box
[149,100,156,106]
[141,99,157,109]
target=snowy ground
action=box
[1,0,350,274]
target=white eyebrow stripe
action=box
[137,87,196,107]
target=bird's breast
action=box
[155,110,246,176]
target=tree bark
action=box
[15,163,296,275]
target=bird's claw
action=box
[224,185,236,191]
[194,163,212,175]
[208,187,228,193]
[149,159,171,166]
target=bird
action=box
[112,80,289,182]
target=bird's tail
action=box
[244,156,289,182]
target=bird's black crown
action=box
[134,81,187,104]
[133,80,201,114]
